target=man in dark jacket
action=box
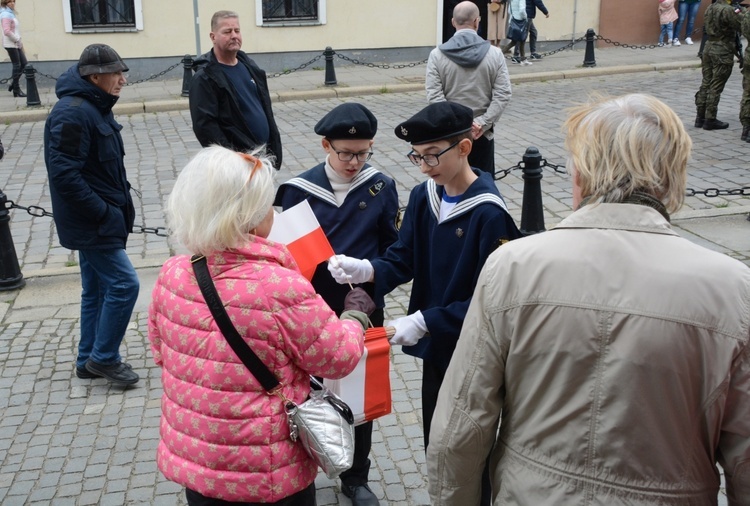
[44,44,140,386]
[513,0,549,62]
[189,10,283,169]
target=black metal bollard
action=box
[324,47,337,86]
[520,147,546,236]
[0,190,25,291]
[583,28,597,68]
[180,55,194,97]
[24,65,41,107]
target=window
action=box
[63,0,143,32]
[256,0,326,25]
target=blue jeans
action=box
[674,2,700,41]
[76,249,139,367]
[660,22,674,44]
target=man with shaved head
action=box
[427,0,512,176]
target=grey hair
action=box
[211,10,239,31]
[167,146,275,255]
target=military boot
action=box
[703,118,729,130]
[694,115,705,128]
[742,125,750,142]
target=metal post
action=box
[324,47,337,86]
[583,28,597,68]
[520,146,546,236]
[181,55,194,97]
[24,65,41,107]
[0,190,25,291]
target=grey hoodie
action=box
[438,30,491,68]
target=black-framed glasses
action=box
[407,140,460,167]
[329,141,373,163]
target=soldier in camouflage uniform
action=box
[741,6,750,141]
[694,0,743,130]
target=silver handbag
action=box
[192,255,355,480]
[283,376,355,479]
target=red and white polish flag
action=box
[267,200,335,280]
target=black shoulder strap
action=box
[190,255,281,393]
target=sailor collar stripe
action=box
[427,179,509,222]
[282,167,380,207]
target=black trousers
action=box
[422,359,492,506]
[5,47,27,92]
[186,483,316,506]
[468,135,495,176]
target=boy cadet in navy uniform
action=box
[328,101,521,506]
[274,102,399,506]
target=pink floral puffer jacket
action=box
[148,237,365,503]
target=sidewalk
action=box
[1,42,703,122]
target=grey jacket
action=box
[428,203,750,505]
[426,29,511,139]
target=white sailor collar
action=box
[426,178,509,223]
[282,166,381,207]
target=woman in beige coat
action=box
[427,94,750,505]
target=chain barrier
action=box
[19,59,184,85]
[495,159,750,199]
[334,52,428,69]
[125,61,182,86]
[596,24,703,51]
[3,200,167,236]
[686,187,750,197]
[0,76,9,84]
[494,163,522,180]
[495,159,567,180]
[537,36,587,58]
[268,53,325,78]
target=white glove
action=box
[388,311,428,346]
[327,255,373,285]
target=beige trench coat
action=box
[428,203,750,505]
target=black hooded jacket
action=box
[189,49,282,169]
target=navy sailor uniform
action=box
[371,169,521,371]
[274,162,399,314]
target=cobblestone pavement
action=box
[0,66,747,504]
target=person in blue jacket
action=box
[328,101,521,505]
[512,0,550,62]
[274,102,399,506]
[44,44,140,387]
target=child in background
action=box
[275,102,399,506]
[659,0,679,46]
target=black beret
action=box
[394,102,473,145]
[314,103,378,139]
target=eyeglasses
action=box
[329,141,373,163]
[407,140,460,167]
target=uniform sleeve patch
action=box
[369,180,385,196]
[59,123,83,157]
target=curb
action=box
[1,60,702,124]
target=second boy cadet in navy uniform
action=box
[328,101,521,506]
[274,102,399,506]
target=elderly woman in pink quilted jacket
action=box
[148,146,371,506]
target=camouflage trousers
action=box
[695,42,735,120]
[741,50,750,127]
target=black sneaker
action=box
[510,56,521,64]
[85,360,140,386]
[75,365,102,379]
[530,53,543,60]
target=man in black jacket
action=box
[512,0,549,62]
[189,10,283,169]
